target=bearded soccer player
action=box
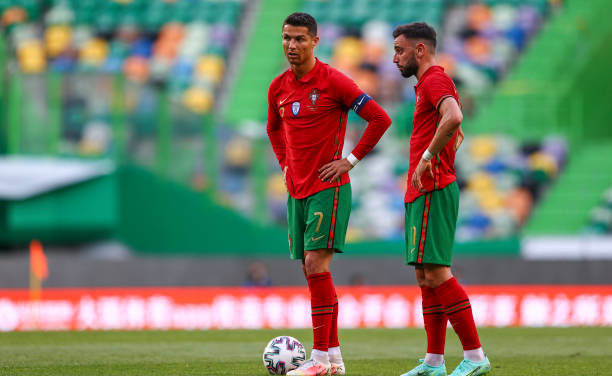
[392,23,491,376]
[267,12,391,376]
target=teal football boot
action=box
[400,359,447,376]
[448,356,491,376]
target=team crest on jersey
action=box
[309,89,320,105]
[292,101,300,116]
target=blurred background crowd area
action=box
[302,0,554,117]
[5,0,556,114]
[1,0,610,248]
[4,0,242,114]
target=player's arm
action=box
[266,84,288,186]
[426,97,463,156]
[412,97,463,192]
[318,70,392,182]
[318,98,391,182]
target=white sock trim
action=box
[424,353,444,367]
[328,346,342,363]
[311,349,330,366]
[464,348,485,362]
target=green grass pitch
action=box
[1,328,611,375]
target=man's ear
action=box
[313,35,320,47]
[416,41,426,57]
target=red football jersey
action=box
[267,59,376,199]
[405,66,460,203]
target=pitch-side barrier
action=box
[1,285,611,331]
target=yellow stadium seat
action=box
[182,87,213,113]
[45,25,72,57]
[196,55,225,84]
[17,39,46,73]
[80,38,109,66]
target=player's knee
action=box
[423,276,440,288]
[425,274,449,289]
[303,254,320,275]
[415,274,427,288]
[415,268,427,287]
[421,269,441,287]
[423,268,452,288]
[304,250,331,275]
[304,262,321,276]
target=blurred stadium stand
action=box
[0,0,611,268]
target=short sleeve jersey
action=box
[267,59,370,199]
[406,66,460,203]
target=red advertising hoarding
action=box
[1,285,611,331]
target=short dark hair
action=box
[392,22,437,50]
[283,12,317,37]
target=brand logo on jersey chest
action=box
[292,101,300,116]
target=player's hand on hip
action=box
[318,158,353,183]
[411,158,433,193]
[454,126,464,151]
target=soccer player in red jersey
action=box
[267,12,391,376]
[392,23,491,376]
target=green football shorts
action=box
[287,183,351,260]
[405,181,459,266]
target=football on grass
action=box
[262,336,306,375]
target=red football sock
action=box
[421,286,447,354]
[328,288,339,348]
[434,277,481,350]
[307,272,335,351]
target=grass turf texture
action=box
[1,328,611,375]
